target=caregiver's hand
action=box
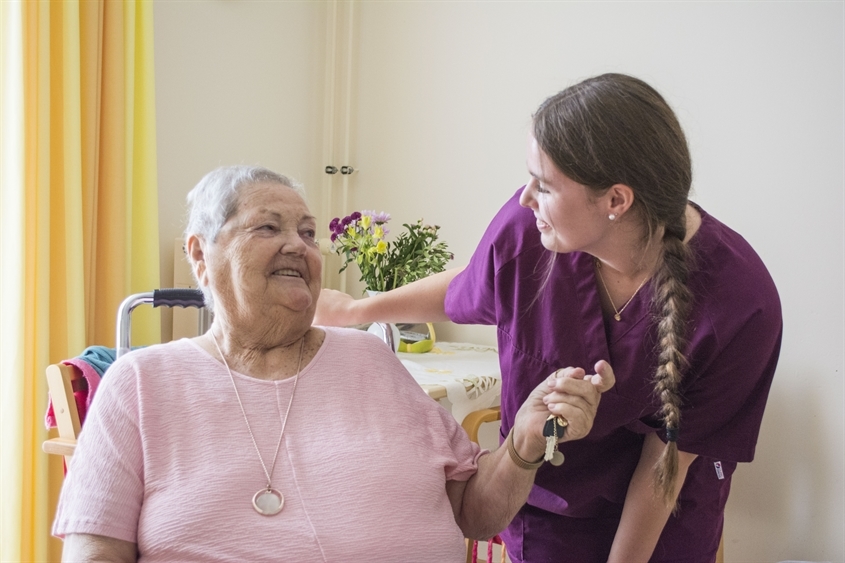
[547,361,615,441]
[511,361,615,462]
[314,288,359,326]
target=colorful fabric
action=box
[445,188,782,563]
[53,328,482,562]
[44,356,107,430]
[44,346,135,429]
[74,346,117,377]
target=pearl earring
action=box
[608,214,617,221]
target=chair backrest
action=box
[43,364,83,463]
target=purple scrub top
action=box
[445,188,782,563]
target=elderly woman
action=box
[52,165,614,562]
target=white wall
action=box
[348,5,844,559]
[154,0,328,339]
[155,2,844,561]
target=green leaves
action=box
[328,212,453,294]
[383,220,453,291]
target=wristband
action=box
[506,427,544,470]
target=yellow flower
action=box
[374,226,384,239]
[376,240,388,254]
[346,226,356,237]
[360,215,371,229]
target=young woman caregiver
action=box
[315,73,782,563]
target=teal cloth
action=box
[77,346,117,377]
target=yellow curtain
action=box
[1,1,159,561]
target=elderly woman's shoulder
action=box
[319,326,404,366]
[317,326,420,386]
[110,338,206,372]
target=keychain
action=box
[542,414,567,466]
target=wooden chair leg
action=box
[462,407,504,563]
[716,533,725,563]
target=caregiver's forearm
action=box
[316,267,462,326]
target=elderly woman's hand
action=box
[510,361,615,463]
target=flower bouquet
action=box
[328,211,453,293]
[328,210,453,352]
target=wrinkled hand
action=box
[313,288,358,327]
[510,361,616,463]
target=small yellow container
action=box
[398,323,436,353]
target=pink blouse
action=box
[54,328,482,562]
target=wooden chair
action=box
[42,363,83,464]
[461,406,507,563]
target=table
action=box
[398,341,501,423]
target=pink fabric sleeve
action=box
[52,358,143,543]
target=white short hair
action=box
[184,165,306,311]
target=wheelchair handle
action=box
[153,288,206,308]
[116,289,207,358]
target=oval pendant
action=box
[253,488,284,515]
[550,450,565,466]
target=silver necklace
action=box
[211,330,304,516]
[595,258,649,322]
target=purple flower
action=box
[364,210,391,224]
[341,216,352,228]
[329,217,340,233]
[350,211,362,221]
[330,233,338,242]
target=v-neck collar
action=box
[572,251,652,353]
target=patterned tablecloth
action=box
[398,342,501,424]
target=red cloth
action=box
[44,359,103,430]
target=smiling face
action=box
[200,181,322,336]
[519,135,611,255]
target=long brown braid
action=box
[533,74,694,505]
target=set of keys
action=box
[543,414,567,466]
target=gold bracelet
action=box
[506,427,544,470]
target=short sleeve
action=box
[673,304,783,461]
[363,333,485,480]
[52,358,145,543]
[436,403,486,482]
[445,230,498,326]
[446,189,536,326]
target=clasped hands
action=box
[510,361,615,464]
